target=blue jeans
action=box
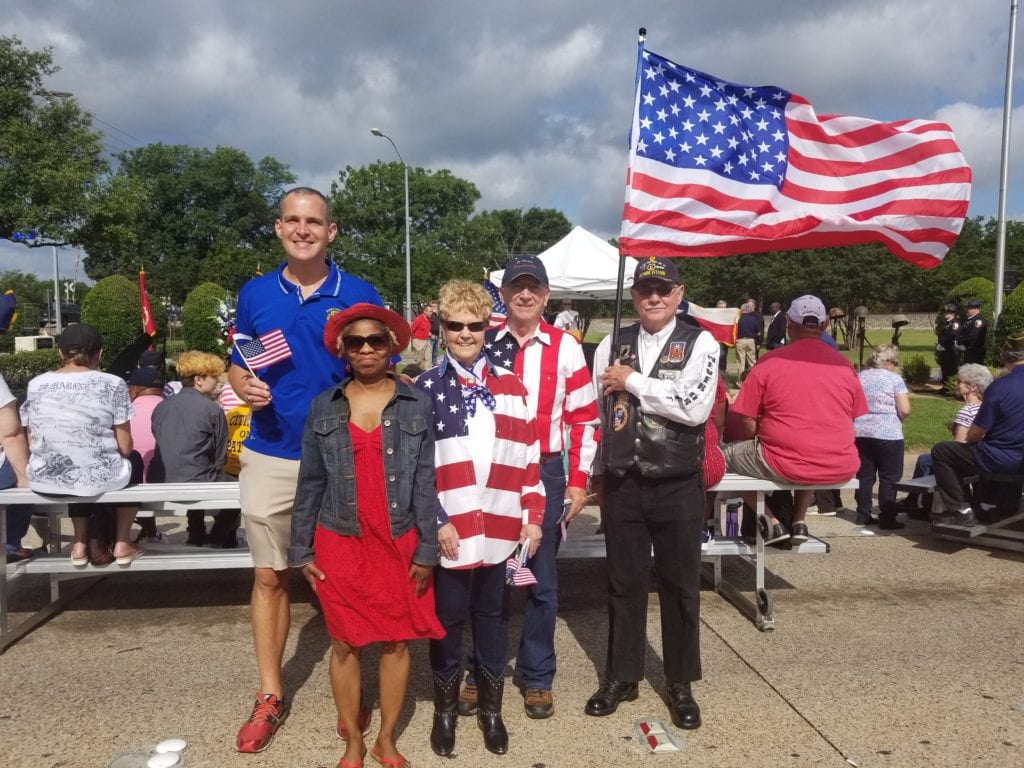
[515,456,566,688]
[430,562,508,681]
[855,437,905,517]
[1,460,30,554]
[465,455,566,689]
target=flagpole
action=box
[610,27,648,368]
[995,0,1019,326]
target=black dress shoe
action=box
[667,681,701,729]
[585,680,639,717]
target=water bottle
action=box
[725,501,739,538]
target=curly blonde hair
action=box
[176,351,226,386]
[437,280,492,323]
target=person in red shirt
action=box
[724,295,868,545]
[409,303,434,370]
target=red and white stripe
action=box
[621,97,972,269]
[425,366,545,570]
[491,322,600,487]
[687,304,740,346]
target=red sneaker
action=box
[336,705,372,740]
[236,693,289,753]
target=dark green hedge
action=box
[993,281,1024,358]
[0,348,60,396]
[182,282,229,356]
[81,275,168,370]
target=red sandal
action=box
[369,748,410,768]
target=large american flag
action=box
[483,278,507,328]
[620,47,972,269]
[233,329,292,370]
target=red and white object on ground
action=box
[635,718,684,753]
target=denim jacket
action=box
[288,375,440,568]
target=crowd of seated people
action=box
[895,363,993,519]
[4,322,245,565]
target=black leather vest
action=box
[601,322,706,479]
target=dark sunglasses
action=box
[445,320,487,333]
[633,282,676,298]
[342,333,390,353]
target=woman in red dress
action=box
[290,304,443,768]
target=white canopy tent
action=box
[489,226,640,300]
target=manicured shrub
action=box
[0,348,60,396]
[80,275,168,370]
[902,354,931,386]
[181,282,230,356]
[992,280,1024,358]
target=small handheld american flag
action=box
[233,329,293,371]
[505,546,538,588]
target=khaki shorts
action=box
[722,439,790,484]
[239,448,300,570]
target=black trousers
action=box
[931,440,977,510]
[603,469,703,684]
[938,350,959,383]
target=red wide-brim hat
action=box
[323,303,411,356]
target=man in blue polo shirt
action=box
[228,186,383,753]
[931,332,1024,526]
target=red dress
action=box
[313,423,444,646]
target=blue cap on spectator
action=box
[128,366,165,388]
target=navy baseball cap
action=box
[966,297,982,308]
[633,257,680,285]
[943,303,958,313]
[128,366,165,388]
[502,254,548,285]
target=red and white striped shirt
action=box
[417,358,546,569]
[485,321,600,488]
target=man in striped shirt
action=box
[464,253,599,720]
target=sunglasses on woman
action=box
[445,320,487,333]
[342,333,390,353]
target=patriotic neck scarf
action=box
[448,353,495,417]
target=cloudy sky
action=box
[2,0,1022,282]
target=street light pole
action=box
[51,244,62,334]
[370,128,413,322]
[39,90,73,335]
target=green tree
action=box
[472,207,573,266]
[181,282,229,355]
[80,145,293,302]
[0,36,107,254]
[330,162,487,308]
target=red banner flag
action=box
[139,270,157,336]
[620,47,971,268]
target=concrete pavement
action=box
[1,504,1022,768]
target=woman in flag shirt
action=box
[417,280,544,758]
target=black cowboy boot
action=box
[430,671,459,756]
[476,666,508,755]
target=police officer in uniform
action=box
[587,257,719,730]
[936,303,961,382]
[957,297,987,365]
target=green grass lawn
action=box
[903,393,960,452]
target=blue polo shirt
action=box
[973,364,1024,474]
[230,260,382,460]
